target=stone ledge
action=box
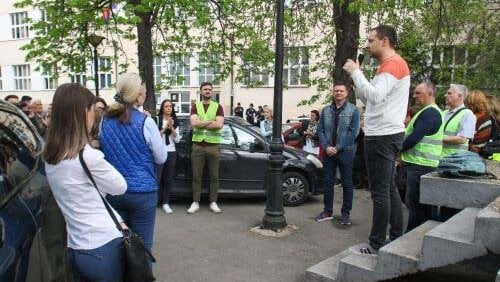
[420,172,500,209]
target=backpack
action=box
[437,151,487,177]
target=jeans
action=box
[365,133,404,250]
[67,237,124,282]
[191,143,220,202]
[405,163,437,232]
[158,151,177,205]
[323,150,355,215]
[107,192,157,251]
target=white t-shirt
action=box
[45,145,127,250]
[161,118,180,152]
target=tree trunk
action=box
[333,1,360,103]
[135,11,156,114]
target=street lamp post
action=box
[88,34,105,97]
[262,0,286,231]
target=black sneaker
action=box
[341,213,352,225]
[315,211,333,222]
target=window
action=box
[167,55,190,87]
[153,56,163,86]
[284,47,309,86]
[232,126,257,151]
[242,60,272,87]
[71,74,87,86]
[220,125,234,147]
[13,65,31,90]
[39,10,50,35]
[198,53,220,85]
[0,67,2,90]
[98,57,112,89]
[11,12,29,39]
[42,67,56,90]
[430,45,479,85]
[169,91,191,115]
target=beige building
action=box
[0,0,326,121]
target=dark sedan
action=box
[0,100,67,281]
[170,116,323,206]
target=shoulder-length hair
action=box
[465,90,490,114]
[43,83,95,164]
[107,73,145,123]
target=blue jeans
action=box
[365,133,404,250]
[322,150,354,215]
[107,191,157,251]
[405,163,438,232]
[67,237,124,282]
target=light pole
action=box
[262,0,286,231]
[88,34,105,97]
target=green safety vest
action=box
[402,104,444,167]
[192,101,222,144]
[441,108,470,157]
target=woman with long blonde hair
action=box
[44,83,127,281]
[100,73,167,252]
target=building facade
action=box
[0,0,325,121]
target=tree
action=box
[17,0,498,113]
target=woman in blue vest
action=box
[100,73,168,251]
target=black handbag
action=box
[79,150,156,282]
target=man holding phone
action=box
[343,25,410,256]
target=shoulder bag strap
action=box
[444,107,466,131]
[78,149,123,232]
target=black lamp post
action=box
[262,0,286,231]
[88,34,105,97]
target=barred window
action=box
[284,47,309,86]
[198,53,221,85]
[98,57,112,89]
[167,55,190,87]
[11,12,29,39]
[13,65,31,90]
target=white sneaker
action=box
[162,204,173,214]
[187,202,199,214]
[209,202,222,213]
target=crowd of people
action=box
[2,23,499,280]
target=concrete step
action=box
[474,196,500,253]
[377,220,440,278]
[337,253,381,282]
[304,250,351,282]
[419,208,487,270]
[420,161,500,209]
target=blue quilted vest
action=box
[100,109,157,193]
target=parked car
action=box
[171,116,323,206]
[0,100,68,281]
[282,122,304,149]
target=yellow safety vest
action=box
[402,104,444,167]
[192,101,222,144]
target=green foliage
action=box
[15,0,499,107]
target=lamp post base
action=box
[262,213,287,232]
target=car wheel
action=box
[282,171,309,206]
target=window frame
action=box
[13,64,31,91]
[10,12,30,39]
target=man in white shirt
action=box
[343,25,410,256]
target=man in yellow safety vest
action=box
[401,82,444,232]
[187,82,224,214]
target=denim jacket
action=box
[318,102,360,152]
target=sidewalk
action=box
[152,187,398,281]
